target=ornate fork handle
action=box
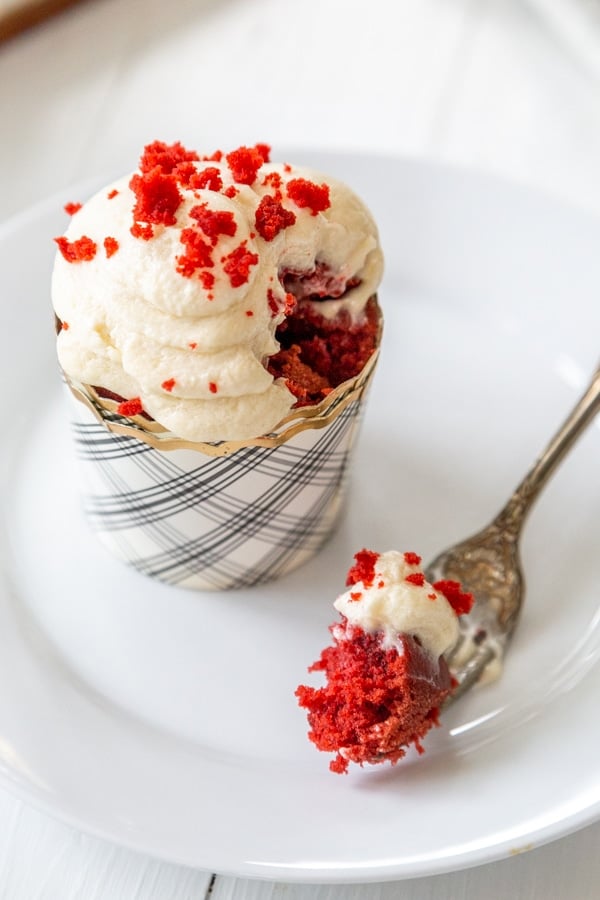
[431,361,600,704]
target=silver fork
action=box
[425,362,600,704]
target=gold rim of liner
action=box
[65,348,380,457]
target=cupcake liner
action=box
[65,350,378,590]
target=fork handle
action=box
[495,363,600,533]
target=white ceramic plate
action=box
[1,152,600,884]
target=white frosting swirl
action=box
[334,551,459,659]
[52,151,383,442]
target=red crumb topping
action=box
[254,195,296,241]
[346,549,380,588]
[427,593,437,601]
[190,167,223,192]
[202,149,223,162]
[221,241,259,287]
[405,572,426,587]
[254,142,271,163]
[54,235,97,263]
[209,381,218,394]
[404,551,422,566]
[433,580,475,616]
[223,185,239,198]
[189,342,197,349]
[261,170,283,200]
[130,169,183,229]
[130,222,154,240]
[350,592,363,602]
[283,163,292,173]
[103,236,119,258]
[172,161,199,188]
[176,228,214,277]
[198,271,215,291]
[116,397,143,417]
[190,204,237,243]
[286,178,331,215]
[107,189,119,199]
[225,145,266,185]
[61,321,69,330]
[245,310,254,317]
[139,140,199,175]
[296,626,452,774]
[161,378,176,392]
[64,201,82,215]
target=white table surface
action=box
[2,0,600,897]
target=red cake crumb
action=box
[54,235,97,263]
[346,549,380,587]
[209,381,218,393]
[296,625,452,774]
[198,271,215,292]
[129,169,183,228]
[176,228,214,277]
[190,204,237,243]
[404,551,422,566]
[221,241,259,287]
[103,236,119,258]
[190,167,223,192]
[254,142,271,163]
[116,397,144,417]
[202,149,224,162]
[254,195,296,241]
[261,171,283,199]
[139,140,199,175]
[64,201,82,215]
[107,189,119,199]
[226,145,266,185]
[172,161,199,188]
[405,572,425,587]
[433,580,475,616]
[161,378,176,392]
[130,222,154,241]
[287,178,331,215]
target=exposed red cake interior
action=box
[267,293,380,406]
[296,623,452,774]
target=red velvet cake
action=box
[296,549,474,774]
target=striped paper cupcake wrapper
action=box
[64,349,379,591]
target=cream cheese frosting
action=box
[334,550,460,659]
[52,143,383,443]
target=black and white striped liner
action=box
[68,391,368,590]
